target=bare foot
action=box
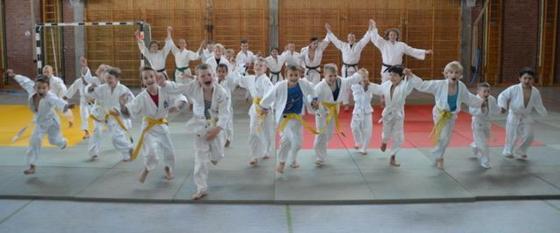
[249,159,258,167]
[82,130,90,139]
[122,158,131,162]
[354,145,360,150]
[139,168,149,183]
[315,160,324,167]
[262,155,270,160]
[89,155,99,162]
[518,155,528,160]
[380,143,387,152]
[435,158,444,169]
[23,165,36,175]
[225,140,230,147]
[290,162,300,168]
[504,154,514,159]
[164,166,174,180]
[359,150,367,155]
[192,191,208,200]
[389,155,400,167]
[276,162,285,174]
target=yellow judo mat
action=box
[0,105,90,147]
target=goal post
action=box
[33,20,151,85]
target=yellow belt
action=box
[130,117,168,161]
[430,109,453,145]
[320,101,345,136]
[253,97,265,132]
[277,113,319,135]
[89,112,132,142]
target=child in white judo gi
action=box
[498,67,548,160]
[64,67,94,139]
[162,63,231,200]
[120,67,187,183]
[313,64,364,166]
[469,82,501,168]
[351,69,383,155]
[216,63,242,147]
[259,65,319,173]
[237,58,275,167]
[42,65,74,127]
[415,61,482,169]
[86,67,135,162]
[136,26,173,73]
[236,39,257,75]
[8,71,73,175]
[167,26,203,83]
[378,65,423,166]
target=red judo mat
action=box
[275,105,543,149]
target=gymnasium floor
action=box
[1,86,560,232]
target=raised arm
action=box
[368,19,386,49]
[7,70,35,95]
[162,26,174,56]
[325,23,345,50]
[135,30,149,56]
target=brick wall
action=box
[501,0,539,84]
[5,0,40,78]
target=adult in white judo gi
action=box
[325,22,370,77]
[368,19,432,83]
[299,36,330,84]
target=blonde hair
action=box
[323,63,338,74]
[444,61,463,73]
[214,43,225,53]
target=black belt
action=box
[270,71,281,75]
[157,68,166,73]
[382,63,400,73]
[343,63,358,67]
[343,63,359,77]
[305,65,320,76]
[175,66,189,72]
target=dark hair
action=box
[384,28,400,41]
[148,41,159,48]
[196,63,210,71]
[519,67,536,77]
[477,82,491,89]
[240,39,248,44]
[386,65,405,76]
[217,63,229,71]
[105,67,122,78]
[309,37,318,42]
[35,76,50,86]
[285,65,300,74]
[141,66,156,72]
[270,47,279,53]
